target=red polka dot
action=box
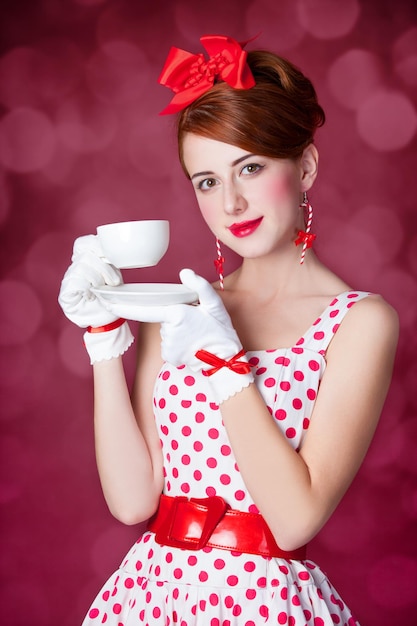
[225,596,234,608]
[214,559,225,569]
[180,483,190,493]
[152,606,161,618]
[278,612,288,624]
[292,398,303,410]
[124,578,134,588]
[244,561,256,572]
[275,408,287,420]
[246,589,256,600]
[193,470,202,480]
[227,575,239,586]
[196,393,206,401]
[188,555,197,565]
[280,381,291,391]
[209,593,219,605]
[169,412,178,423]
[158,398,166,408]
[257,577,267,587]
[303,418,310,429]
[330,309,339,318]
[184,375,195,386]
[169,384,178,395]
[294,370,304,381]
[220,474,231,484]
[232,604,242,616]
[112,603,122,614]
[313,331,325,340]
[275,356,290,366]
[208,428,219,439]
[193,441,203,451]
[206,486,217,496]
[195,412,205,423]
[256,367,267,375]
[307,388,316,400]
[259,605,269,618]
[264,377,276,387]
[162,371,170,380]
[102,590,110,600]
[207,457,217,468]
[199,571,208,582]
[181,454,190,465]
[235,490,245,501]
[286,427,296,439]
[181,400,192,408]
[309,359,320,371]
[221,445,231,455]
[181,425,191,436]
[89,609,99,618]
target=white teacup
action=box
[97,220,169,269]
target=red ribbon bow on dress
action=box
[158,35,256,115]
[195,349,252,377]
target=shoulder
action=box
[328,293,399,364]
[343,294,398,336]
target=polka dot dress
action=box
[82,291,369,625]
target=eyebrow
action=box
[190,153,257,180]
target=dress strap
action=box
[296,291,372,355]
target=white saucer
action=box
[92,284,198,306]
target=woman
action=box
[59,35,398,625]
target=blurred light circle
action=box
[0,171,11,226]
[297,0,360,39]
[392,26,417,86]
[85,40,151,104]
[0,107,56,173]
[244,0,306,52]
[407,234,417,275]
[58,325,91,378]
[0,47,49,108]
[349,204,404,262]
[0,42,82,108]
[356,90,417,151]
[327,49,383,110]
[175,0,245,44]
[0,280,43,345]
[25,231,76,299]
[368,554,417,609]
[56,97,117,153]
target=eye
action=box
[241,163,263,176]
[197,177,218,191]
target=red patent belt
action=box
[147,494,307,560]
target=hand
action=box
[58,235,134,363]
[58,235,123,329]
[101,269,254,402]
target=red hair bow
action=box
[158,35,255,115]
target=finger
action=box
[179,268,222,310]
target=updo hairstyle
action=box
[177,50,325,175]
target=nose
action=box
[223,182,248,215]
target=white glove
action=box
[100,268,254,403]
[58,235,134,363]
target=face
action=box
[182,134,316,261]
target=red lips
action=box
[228,217,264,238]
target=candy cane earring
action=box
[295,192,316,264]
[214,237,225,290]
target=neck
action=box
[228,249,323,299]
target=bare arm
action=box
[220,296,399,550]
[93,322,164,524]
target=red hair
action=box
[177,50,325,175]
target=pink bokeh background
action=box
[1,1,416,624]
